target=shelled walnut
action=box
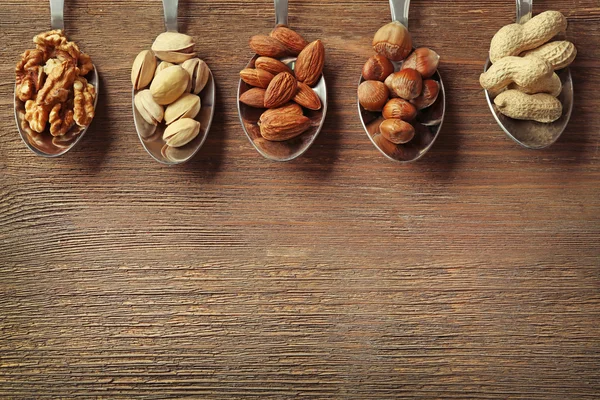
[15,30,96,138]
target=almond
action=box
[259,103,303,124]
[240,68,274,89]
[270,26,308,55]
[249,35,288,58]
[264,72,298,109]
[255,56,292,75]
[294,82,321,110]
[239,88,267,108]
[295,40,325,87]
[259,110,311,141]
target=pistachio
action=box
[164,93,201,125]
[134,89,164,125]
[152,32,196,63]
[150,65,189,105]
[163,118,201,147]
[131,50,156,90]
[155,61,174,77]
[181,58,210,94]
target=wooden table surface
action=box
[1,0,599,398]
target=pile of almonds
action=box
[239,26,325,142]
[132,32,210,148]
[358,21,441,146]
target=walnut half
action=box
[73,77,95,127]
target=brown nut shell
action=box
[240,68,275,89]
[259,102,303,125]
[362,54,395,82]
[411,79,440,110]
[270,26,308,55]
[372,21,413,61]
[294,82,322,110]
[259,110,311,141]
[249,35,288,58]
[255,57,292,75]
[358,80,389,112]
[379,119,415,144]
[401,47,440,79]
[384,69,423,100]
[382,98,417,121]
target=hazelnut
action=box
[384,69,423,100]
[382,98,417,121]
[372,21,413,61]
[358,80,389,112]
[379,119,415,144]
[401,47,440,79]
[411,79,440,110]
[362,55,395,82]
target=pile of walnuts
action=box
[15,30,96,139]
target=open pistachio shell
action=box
[131,50,157,90]
[155,61,174,77]
[181,58,210,94]
[134,89,164,126]
[163,118,201,147]
[152,32,196,63]
[149,65,189,105]
[164,93,201,125]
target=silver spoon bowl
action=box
[237,0,328,162]
[14,0,99,157]
[483,0,574,149]
[133,0,215,165]
[358,0,445,163]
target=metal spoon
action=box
[14,0,99,157]
[237,0,328,162]
[358,0,445,163]
[483,0,573,149]
[132,0,216,165]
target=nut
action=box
[249,35,288,58]
[362,55,395,82]
[410,79,440,110]
[131,50,156,90]
[239,88,267,108]
[293,82,321,110]
[382,98,417,120]
[259,109,311,141]
[164,93,201,125]
[494,89,562,123]
[401,47,440,78]
[294,40,325,87]
[385,69,423,100]
[379,119,415,144]
[509,72,562,97]
[181,58,210,94]
[24,100,50,133]
[36,59,77,107]
[134,89,164,125]
[479,56,552,93]
[15,49,45,102]
[255,56,292,75]
[155,61,174,77]
[240,68,274,89]
[150,65,190,105]
[152,32,196,63]
[264,72,298,109]
[372,21,412,61]
[270,26,308,55]
[259,103,303,124]
[358,80,389,112]
[73,77,95,127]
[522,40,577,70]
[489,10,567,63]
[163,117,201,147]
[49,102,75,136]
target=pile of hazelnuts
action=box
[358,21,440,145]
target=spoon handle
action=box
[389,0,410,28]
[49,0,64,30]
[162,0,179,32]
[274,0,288,26]
[516,0,534,23]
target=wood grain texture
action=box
[1,0,599,398]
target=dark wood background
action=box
[1,0,599,398]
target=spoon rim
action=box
[483,57,573,150]
[14,63,99,158]
[237,54,328,162]
[132,68,216,166]
[357,67,446,163]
